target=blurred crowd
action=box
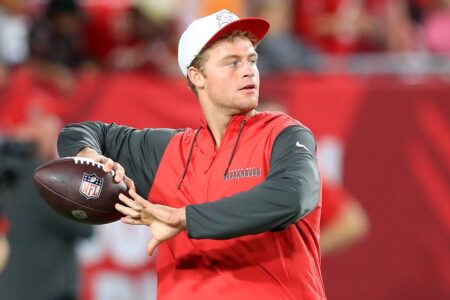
[0,0,449,82]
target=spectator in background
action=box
[29,0,88,69]
[379,0,450,53]
[293,0,450,54]
[28,0,92,96]
[408,0,450,53]
[383,0,422,52]
[88,5,158,70]
[294,0,388,53]
[0,0,29,66]
[319,181,369,255]
[108,2,177,73]
[251,0,322,73]
[0,108,93,300]
[82,0,180,74]
[132,0,182,74]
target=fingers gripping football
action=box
[95,156,124,182]
[76,147,135,191]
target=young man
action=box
[58,9,325,300]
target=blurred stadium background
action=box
[0,0,449,299]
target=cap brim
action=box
[202,18,270,50]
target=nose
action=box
[242,61,256,78]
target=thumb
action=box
[147,238,159,256]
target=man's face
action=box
[201,37,259,115]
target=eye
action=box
[249,58,257,66]
[228,60,239,67]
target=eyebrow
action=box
[221,53,258,61]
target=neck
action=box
[203,110,231,148]
[202,106,255,148]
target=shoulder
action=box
[167,127,197,144]
[254,111,311,134]
[254,111,317,154]
[139,127,181,146]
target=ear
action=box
[187,67,206,90]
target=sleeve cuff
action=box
[185,205,195,238]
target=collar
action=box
[199,110,262,131]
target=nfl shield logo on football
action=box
[79,173,104,199]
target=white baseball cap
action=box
[178,9,270,77]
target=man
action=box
[58,10,325,300]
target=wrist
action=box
[77,147,99,158]
[179,207,187,230]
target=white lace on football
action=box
[71,157,115,175]
[72,157,103,169]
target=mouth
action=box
[239,84,256,91]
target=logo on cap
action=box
[216,10,236,28]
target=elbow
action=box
[295,191,319,220]
[56,126,77,158]
[56,128,67,157]
[271,185,319,232]
[290,175,320,220]
[57,123,102,158]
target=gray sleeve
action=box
[57,122,177,197]
[186,125,320,239]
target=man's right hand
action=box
[116,189,187,256]
[77,147,136,192]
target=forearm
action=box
[57,121,107,157]
[57,121,176,196]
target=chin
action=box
[238,102,257,115]
[242,93,258,105]
[229,93,258,114]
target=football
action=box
[33,157,127,224]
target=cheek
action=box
[207,72,232,95]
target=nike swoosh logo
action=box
[296,141,310,153]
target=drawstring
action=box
[224,120,246,178]
[177,119,246,188]
[177,126,201,189]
